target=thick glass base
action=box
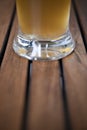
[13,30,75,60]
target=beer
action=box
[16,0,70,40]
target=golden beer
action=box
[13,0,75,60]
[16,0,70,40]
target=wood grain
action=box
[0,0,15,51]
[0,1,87,130]
[74,0,87,45]
[27,61,65,130]
[0,16,28,130]
[62,6,87,130]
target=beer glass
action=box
[13,0,75,60]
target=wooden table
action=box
[0,0,87,130]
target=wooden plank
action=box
[27,61,65,130]
[0,0,15,51]
[0,16,28,130]
[62,5,87,130]
[74,0,87,44]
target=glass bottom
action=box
[13,30,75,60]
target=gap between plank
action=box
[72,0,87,52]
[0,5,16,66]
[59,60,72,130]
[21,61,32,130]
